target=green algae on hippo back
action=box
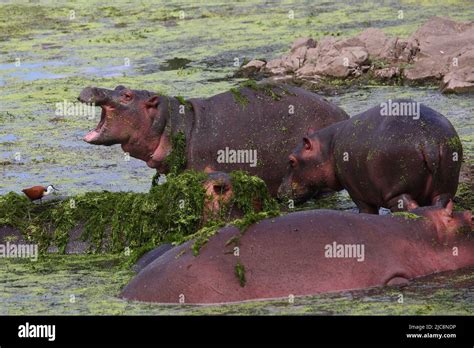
[0,170,278,258]
[78,83,349,196]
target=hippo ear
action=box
[303,137,312,151]
[145,96,160,109]
[445,200,454,217]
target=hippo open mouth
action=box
[83,106,109,144]
[78,87,117,145]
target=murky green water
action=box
[1,0,473,195]
[0,255,472,315]
[0,0,473,314]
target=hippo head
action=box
[202,172,264,221]
[278,134,333,203]
[79,85,160,146]
[412,201,473,242]
[203,172,234,217]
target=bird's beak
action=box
[52,186,59,191]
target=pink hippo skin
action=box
[278,99,463,213]
[120,202,473,304]
[78,84,348,195]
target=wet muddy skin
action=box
[0,0,473,314]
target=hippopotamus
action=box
[0,172,251,255]
[120,201,473,304]
[131,243,174,273]
[278,99,463,213]
[78,84,349,195]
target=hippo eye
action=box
[121,91,133,102]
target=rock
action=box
[283,46,307,72]
[264,58,286,75]
[247,16,474,94]
[311,45,369,78]
[374,67,401,79]
[334,36,365,50]
[314,54,351,78]
[356,28,389,58]
[379,37,399,60]
[353,29,416,62]
[441,67,474,93]
[290,46,308,62]
[240,59,266,77]
[265,47,307,74]
[295,37,368,78]
[404,17,474,82]
[393,39,419,62]
[290,37,316,51]
[409,16,474,43]
[305,47,319,64]
[295,63,318,78]
[341,46,369,65]
[403,58,445,81]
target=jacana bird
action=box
[22,185,59,203]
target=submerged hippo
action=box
[120,201,473,304]
[0,172,248,255]
[78,84,349,195]
[278,99,463,213]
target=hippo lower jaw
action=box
[145,134,172,171]
[277,183,319,204]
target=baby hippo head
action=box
[202,172,264,222]
[278,134,333,203]
[79,85,160,146]
[412,200,473,242]
[203,172,234,217]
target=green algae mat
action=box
[1,0,473,315]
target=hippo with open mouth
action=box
[78,84,349,195]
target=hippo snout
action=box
[277,180,292,202]
[78,87,112,106]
